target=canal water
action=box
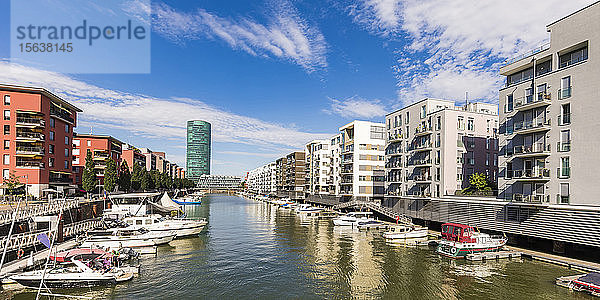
[5,195,592,299]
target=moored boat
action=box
[332,211,374,226]
[294,204,324,213]
[383,225,428,240]
[122,214,207,238]
[436,223,507,258]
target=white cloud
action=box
[350,0,597,105]
[325,96,387,119]
[0,61,330,151]
[152,1,327,72]
[217,150,283,158]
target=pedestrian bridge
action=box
[333,200,412,225]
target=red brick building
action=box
[72,134,122,187]
[122,143,146,172]
[0,84,81,198]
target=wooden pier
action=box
[466,250,522,261]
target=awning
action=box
[50,171,72,175]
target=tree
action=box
[104,159,118,193]
[118,160,131,192]
[468,172,488,191]
[82,151,97,197]
[131,163,142,191]
[3,170,22,197]
[150,170,161,190]
[140,169,153,191]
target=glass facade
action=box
[186,120,211,181]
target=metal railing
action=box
[16,146,44,154]
[502,42,550,67]
[557,141,571,152]
[515,93,551,109]
[16,117,45,126]
[510,168,550,179]
[0,199,81,226]
[333,200,412,224]
[16,131,44,140]
[557,167,571,179]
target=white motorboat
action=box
[80,228,176,249]
[10,259,133,288]
[295,204,324,213]
[356,220,385,229]
[333,211,374,226]
[123,215,207,238]
[382,225,429,240]
[271,198,291,206]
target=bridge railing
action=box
[0,199,81,226]
[333,200,412,224]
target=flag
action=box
[37,233,51,249]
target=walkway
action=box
[505,245,600,273]
[333,200,412,224]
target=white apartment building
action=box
[247,162,276,195]
[305,140,331,195]
[339,121,386,202]
[385,99,499,198]
[328,133,342,196]
[499,2,600,205]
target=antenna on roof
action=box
[465,91,469,107]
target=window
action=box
[435,133,441,147]
[87,140,91,146]
[49,144,54,154]
[560,104,571,125]
[64,148,69,157]
[3,154,9,165]
[535,59,552,77]
[435,150,440,165]
[560,157,570,178]
[559,183,570,204]
[506,94,514,112]
[49,157,54,167]
[436,116,441,130]
[436,168,441,181]
[49,131,55,141]
[559,130,571,152]
[560,76,571,99]
[64,136,69,145]
[420,105,426,119]
[3,110,9,120]
[3,140,8,150]
[3,125,9,135]
[457,117,465,130]
[65,124,69,133]
[537,84,547,100]
[525,87,533,103]
[2,169,9,179]
[559,46,588,69]
[64,160,69,169]
[3,95,10,105]
[486,153,490,166]
[49,118,55,128]
[72,148,79,156]
[467,119,474,131]
[73,139,80,146]
[506,67,533,86]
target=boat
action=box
[51,247,139,263]
[332,211,374,226]
[172,195,202,205]
[557,272,600,296]
[294,204,324,213]
[10,259,133,288]
[436,223,507,258]
[271,198,291,206]
[356,220,385,229]
[122,214,208,238]
[80,228,176,249]
[382,225,429,240]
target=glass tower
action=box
[186,120,211,181]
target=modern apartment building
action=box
[0,84,81,198]
[283,151,306,200]
[385,99,499,198]
[139,148,157,172]
[247,162,277,195]
[186,120,211,181]
[71,133,122,187]
[304,140,330,196]
[197,174,242,190]
[121,143,146,171]
[339,121,386,202]
[327,134,343,196]
[498,2,599,206]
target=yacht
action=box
[356,220,384,229]
[382,225,429,240]
[436,223,507,258]
[332,211,374,226]
[10,260,134,288]
[294,204,324,213]
[80,228,176,249]
[122,215,208,238]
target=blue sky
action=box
[0,0,595,175]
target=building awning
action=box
[50,171,72,175]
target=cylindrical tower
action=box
[186,120,211,181]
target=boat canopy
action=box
[441,223,477,243]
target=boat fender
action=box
[17,248,24,259]
[450,247,457,254]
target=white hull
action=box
[383,229,428,239]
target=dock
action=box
[466,250,522,261]
[506,246,600,273]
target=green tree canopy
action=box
[118,160,131,192]
[82,151,97,195]
[131,163,142,191]
[104,158,118,193]
[3,170,22,196]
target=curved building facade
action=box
[186,120,211,181]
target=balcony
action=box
[16,158,44,169]
[49,175,73,184]
[515,93,551,111]
[16,146,45,156]
[511,169,550,181]
[387,133,404,143]
[513,119,551,135]
[50,107,74,124]
[16,131,45,142]
[511,144,551,159]
[414,126,433,136]
[410,158,432,167]
[411,142,433,152]
[557,141,571,152]
[413,175,432,183]
[341,168,353,174]
[386,162,402,169]
[506,193,546,203]
[15,117,45,128]
[558,87,572,100]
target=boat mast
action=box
[35,210,62,300]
